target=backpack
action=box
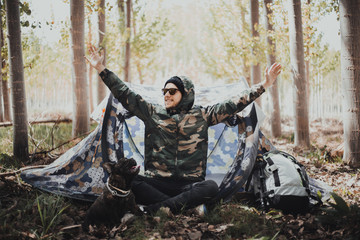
[245,150,311,214]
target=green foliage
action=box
[329,192,350,215]
[22,32,41,69]
[19,1,32,28]
[121,217,147,240]
[308,145,328,168]
[131,15,171,83]
[121,208,174,240]
[103,0,171,83]
[27,122,73,155]
[317,193,360,231]
[202,203,223,224]
[205,204,279,239]
[199,0,266,83]
[307,144,343,168]
[0,126,13,154]
[35,193,69,237]
[0,122,96,162]
[0,153,19,169]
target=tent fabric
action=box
[21,94,129,201]
[21,79,332,204]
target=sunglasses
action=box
[162,88,179,95]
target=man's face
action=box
[163,83,182,109]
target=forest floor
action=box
[0,117,359,239]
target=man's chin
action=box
[165,103,173,109]
[165,104,175,110]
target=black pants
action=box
[131,175,219,214]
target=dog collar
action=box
[105,180,131,198]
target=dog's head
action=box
[103,158,140,191]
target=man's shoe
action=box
[194,204,207,216]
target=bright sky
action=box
[25,0,340,50]
[316,12,340,50]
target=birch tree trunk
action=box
[97,0,107,103]
[70,0,89,137]
[124,0,131,83]
[288,0,310,147]
[5,0,29,161]
[250,0,261,105]
[264,0,281,138]
[340,0,360,168]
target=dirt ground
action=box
[0,118,359,239]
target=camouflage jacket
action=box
[100,69,265,181]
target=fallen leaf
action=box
[187,230,202,240]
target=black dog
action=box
[82,158,141,231]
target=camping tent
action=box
[21,78,331,204]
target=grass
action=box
[317,193,360,235]
[0,123,73,156]
[28,122,74,154]
[0,188,70,240]
[204,203,280,239]
[0,122,95,239]
[35,193,69,238]
[0,122,98,164]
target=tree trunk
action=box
[70,0,89,137]
[5,0,29,161]
[131,3,143,84]
[118,0,125,32]
[340,0,360,168]
[305,0,311,111]
[1,9,11,122]
[0,10,4,122]
[250,0,261,105]
[97,0,107,103]
[288,0,310,147]
[240,5,250,86]
[263,0,281,138]
[124,0,131,83]
[87,17,94,113]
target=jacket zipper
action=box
[174,115,179,177]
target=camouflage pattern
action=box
[20,77,332,203]
[100,69,265,181]
[20,94,128,201]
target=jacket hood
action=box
[167,76,194,115]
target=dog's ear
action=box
[103,162,115,174]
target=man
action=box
[86,45,282,214]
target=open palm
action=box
[85,45,105,72]
[263,62,282,89]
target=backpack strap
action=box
[265,156,280,187]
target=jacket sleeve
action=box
[99,69,154,121]
[204,83,265,126]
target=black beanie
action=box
[164,76,185,96]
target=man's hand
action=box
[84,45,105,73]
[262,62,282,89]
